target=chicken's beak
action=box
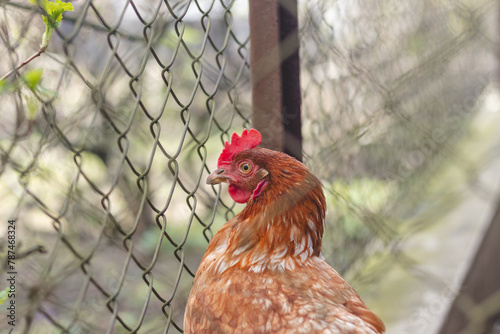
[207,168,231,185]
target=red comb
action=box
[217,129,262,167]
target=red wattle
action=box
[228,184,252,203]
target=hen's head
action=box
[207,129,270,204]
[207,128,326,253]
[207,129,323,208]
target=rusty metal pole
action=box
[249,0,302,161]
[249,0,283,152]
[279,0,302,161]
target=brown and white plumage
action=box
[184,129,385,333]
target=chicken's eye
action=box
[239,162,252,174]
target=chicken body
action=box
[184,130,384,334]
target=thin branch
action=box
[0,45,47,82]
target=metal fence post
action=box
[249,0,302,161]
[279,0,302,161]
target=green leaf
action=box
[29,0,74,23]
[42,14,49,26]
[23,68,43,90]
[46,0,74,27]
[26,94,39,120]
[0,288,9,305]
[28,0,74,47]
[0,79,11,93]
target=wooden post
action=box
[249,0,302,161]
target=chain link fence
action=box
[300,0,500,333]
[1,0,500,333]
[1,0,251,333]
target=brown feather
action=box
[185,148,385,333]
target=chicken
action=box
[184,129,385,334]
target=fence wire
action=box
[300,1,500,333]
[1,0,250,333]
[1,0,500,334]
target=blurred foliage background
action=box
[1,0,500,333]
